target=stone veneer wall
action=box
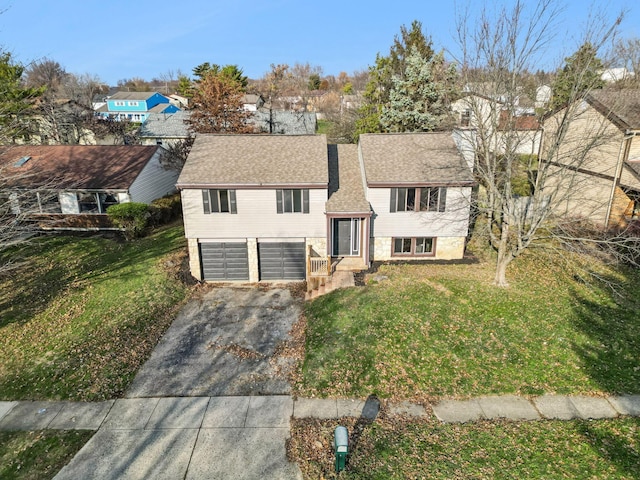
[372,236,466,261]
[306,237,327,257]
[247,238,259,282]
[187,238,202,281]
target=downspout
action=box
[604,131,635,227]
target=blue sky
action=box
[1,0,638,85]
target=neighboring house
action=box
[601,68,634,84]
[252,110,317,134]
[541,89,640,228]
[452,92,541,155]
[168,94,189,109]
[177,132,474,282]
[341,94,363,111]
[0,145,179,230]
[535,85,552,109]
[8,99,97,146]
[95,92,180,122]
[242,94,265,112]
[139,111,192,147]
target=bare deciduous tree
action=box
[453,0,628,286]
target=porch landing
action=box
[333,257,368,271]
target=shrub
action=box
[149,194,182,226]
[107,202,150,240]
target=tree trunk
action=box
[494,222,513,287]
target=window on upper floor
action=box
[390,187,447,213]
[202,189,237,214]
[128,101,139,106]
[114,101,125,107]
[276,189,309,213]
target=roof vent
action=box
[13,156,31,167]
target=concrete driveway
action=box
[126,286,301,398]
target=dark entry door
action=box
[333,218,360,256]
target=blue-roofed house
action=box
[95,92,180,122]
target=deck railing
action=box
[307,246,331,277]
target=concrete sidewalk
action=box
[1,394,640,479]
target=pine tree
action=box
[355,20,436,135]
[0,51,45,143]
[549,42,605,110]
[380,48,458,132]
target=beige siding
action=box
[542,102,623,178]
[181,188,328,240]
[543,164,611,225]
[129,150,180,204]
[367,187,472,238]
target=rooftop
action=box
[359,132,475,186]
[177,134,329,188]
[0,145,162,190]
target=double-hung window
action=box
[202,189,237,214]
[276,189,309,213]
[390,187,447,213]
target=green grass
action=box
[0,224,190,401]
[317,119,332,134]
[0,430,93,480]
[299,252,640,399]
[289,416,640,479]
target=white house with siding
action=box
[177,133,475,283]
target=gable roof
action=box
[177,134,329,188]
[139,111,191,138]
[0,145,161,190]
[587,89,640,131]
[107,91,163,101]
[326,144,370,214]
[359,133,475,186]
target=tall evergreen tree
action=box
[380,47,458,132]
[0,51,45,143]
[356,20,436,135]
[192,63,248,90]
[549,42,605,110]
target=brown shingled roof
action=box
[497,111,539,131]
[359,132,475,185]
[177,134,329,187]
[326,144,370,214]
[587,89,640,131]
[0,145,161,189]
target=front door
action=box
[332,218,360,256]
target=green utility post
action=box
[334,426,349,472]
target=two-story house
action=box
[541,89,640,228]
[177,133,475,283]
[95,92,180,122]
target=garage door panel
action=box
[200,242,249,281]
[259,242,305,280]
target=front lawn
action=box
[298,252,640,400]
[0,430,93,480]
[289,416,640,479]
[0,224,191,401]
